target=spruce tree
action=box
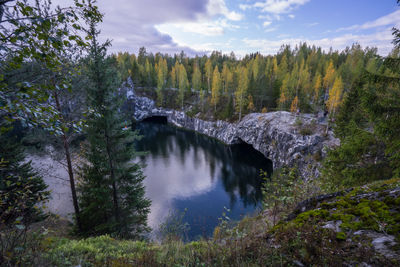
[0,130,49,265]
[78,0,150,238]
[0,132,49,226]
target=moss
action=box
[336,232,346,240]
[293,209,330,225]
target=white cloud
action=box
[239,4,252,11]
[337,9,400,32]
[156,18,240,37]
[306,22,319,27]
[156,0,243,38]
[206,0,243,21]
[288,14,295,19]
[263,21,272,27]
[242,27,394,56]
[264,27,278,33]
[253,0,310,14]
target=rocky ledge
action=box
[128,93,338,179]
[277,179,400,264]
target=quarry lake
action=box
[134,117,273,240]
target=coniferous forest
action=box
[1,0,400,266]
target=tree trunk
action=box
[105,132,120,224]
[54,91,82,231]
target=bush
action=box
[299,127,313,136]
[262,166,322,225]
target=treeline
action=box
[115,43,390,120]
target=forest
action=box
[1,0,400,266]
[115,43,393,121]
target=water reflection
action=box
[134,117,273,240]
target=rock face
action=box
[128,91,337,179]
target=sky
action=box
[55,0,400,57]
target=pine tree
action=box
[170,66,177,88]
[221,62,229,93]
[323,61,336,92]
[0,132,49,265]
[211,66,222,112]
[156,57,167,106]
[144,58,153,86]
[278,74,290,110]
[78,1,150,237]
[313,73,322,104]
[192,62,202,92]
[0,133,49,227]
[326,76,343,116]
[204,59,213,92]
[290,96,299,113]
[235,66,249,121]
[247,95,255,112]
[177,64,189,109]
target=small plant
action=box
[261,166,322,225]
[299,127,313,136]
[294,117,303,127]
[213,207,241,240]
[158,209,190,242]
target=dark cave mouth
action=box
[233,138,273,176]
[141,116,168,124]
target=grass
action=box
[10,177,400,266]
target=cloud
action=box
[306,22,319,27]
[263,21,272,27]
[207,0,243,21]
[242,27,394,56]
[253,0,310,14]
[51,0,241,55]
[239,4,252,11]
[156,18,240,37]
[337,9,400,32]
[249,0,307,26]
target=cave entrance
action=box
[232,138,273,177]
[141,116,168,124]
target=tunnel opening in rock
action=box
[141,116,168,124]
[233,138,273,177]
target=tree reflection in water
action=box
[133,116,273,240]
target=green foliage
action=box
[0,134,49,226]
[289,179,400,241]
[323,20,400,187]
[0,0,91,132]
[262,167,299,225]
[116,42,386,121]
[0,134,49,265]
[77,4,150,238]
[158,209,190,242]
[262,167,322,225]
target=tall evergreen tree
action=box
[0,133,49,227]
[204,58,213,92]
[235,66,249,121]
[192,62,202,92]
[211,66,222,112]
[78,0,150,237]
[0,131,49,265]
[177,64,189,110]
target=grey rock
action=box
[129,94,338,179]
[354,230,399,259]
[322,220,342,232]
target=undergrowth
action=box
[13,177,400,266]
